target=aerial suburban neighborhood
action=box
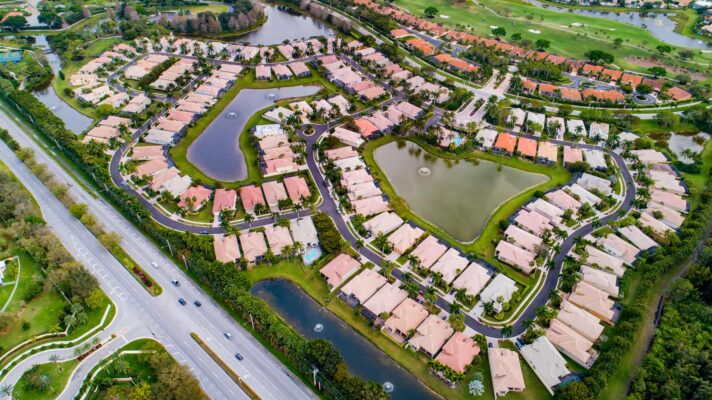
[0,0,710,399]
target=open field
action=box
[394,0,712,77]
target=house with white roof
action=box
[520,337,569,395]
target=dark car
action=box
[171,279,180,287]
[178,298,187,306]
[235,353,244,361]
[194,300,202,307]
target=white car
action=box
[151,261,159,268]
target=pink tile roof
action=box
[213,234,240,263]
[354,118,379,137]
[410,236,448,269]
[452,262,491,297]
[517,137,537,158]
[383,298,429,338]
[240,185,265,212]
[262,180,288,207]
[362,282,408,317]
[537,141,558,163]
[264,225,294,255]
[239,231,267,263]
[340,169,374,187]
[387,224,425,255]
[325,146,359,161]
[546,189,582,212]
[339,268,387,303]
[546,319,595,368]
[494,133,517,153]
[409,314,454,356]
[495,240,536,274]
[557,300,604,342]
[178,185,212,210]
[563,146,584,164]
[568,281,615,323]
[283,175,310,203]
[212,189,237,214]
[489,348,525,396]
[351,196,388,217]
[131,145,163,161]
[514,209,553,236]
[135,157,168,177]
[435,332,480,374]
[320,254,361,288]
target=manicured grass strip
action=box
[190,332,261,400]
[107,245,162,296]
[12,359,79,400]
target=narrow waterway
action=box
[251,279,439,400]
[32,35,93,135]
[186,85,320,182]
[525,0,712,49]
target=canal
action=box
[251,279,439,400]
[373,140,548,242]
[32,35,93,135]
[186,85,321,182]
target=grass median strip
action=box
[190,332,261,400]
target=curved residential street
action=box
[105,59,636,337]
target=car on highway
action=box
[194,300,202,307]
[171,279,180,287]
[200,230,208,234]
[178,298,187,306]
[223,332,233,340]
[235,353,244,361]
[151,261,159,268]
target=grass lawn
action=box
[361,135,571,287]
[393,0,712,76]
[53,37,122,120]
[79,338,162,400]
[185,4,229,14]
[497,341,553,400]
[12,359,79,400]
[247,259,480,400]
[169,66,337,187]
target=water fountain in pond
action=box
[383,382,394,393]
[226,111,238,119]
[417,166,431,176]
[314,323,324,333]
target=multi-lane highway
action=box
[0,106,316,400]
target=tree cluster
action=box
[160,1,265,34]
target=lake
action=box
[186,85,321,182]
[31,35,93,135]
[230,5,335,45]
[251,279,438,400]
[525,0,712,49]
[373,141,548,242]
[667,132,709,164]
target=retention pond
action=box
[251,279,438,400]
[373,140,548,242]
[186,85,320,182]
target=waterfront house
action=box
[408,315,454,357]
[240,185,266,215]
[383,298,429,342]
[320,254,361,290]
[488,348,525,397]
[363,212,403,236]
[339,268,387,306]
[435,333,480,374]
[362,282,408,321]
[387,224,425,255]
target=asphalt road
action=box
[0,106,316,400]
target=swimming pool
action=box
[303,247,323,265]
[453,135,464,146]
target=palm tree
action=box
[113,357,130,375]
[522,319,535,330]
[501,325,513,337]
[293,203,303,217]
[0,384,13,397]
[243,213,254,227]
